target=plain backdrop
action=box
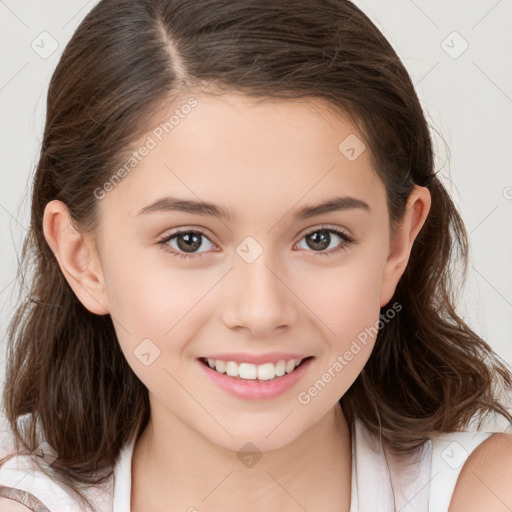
[1,0,511,430]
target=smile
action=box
[200,357,312,381]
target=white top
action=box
[0,418,495,511]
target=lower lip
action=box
[197,357,314,400]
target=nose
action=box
[221,251,299,337]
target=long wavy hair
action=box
[2,0,511,510]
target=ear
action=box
[42,199,110,315]
[379,185,431,307]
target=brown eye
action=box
[158,230,215,259]
[175,232,203,253]
[296,227,353,255]
[305,230,332,251]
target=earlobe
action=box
[379,185,431,307]
[42,200,109,315]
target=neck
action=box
[131,402,352,512]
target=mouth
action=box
[199,356,314,382]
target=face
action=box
[48,92,429,452]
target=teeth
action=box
[240,362,257,379]
[274,360,286,377]
[257,362,276,380]
[205,358,304,380]
[226,361,238,377]
[285,359,297,373]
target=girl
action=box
[1,0,511,511]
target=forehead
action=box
[98,92,386,224]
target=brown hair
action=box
[2,0,511,509]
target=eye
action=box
[295,226,353,255]
[157,225,354,261]
[157,230,216,260]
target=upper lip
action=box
[200,353,312,365]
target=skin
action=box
[42,92,431,511]
[449,432,512,511]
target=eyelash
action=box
[157,225,354,261]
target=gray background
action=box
[1,0,511,430]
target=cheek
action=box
[103,263,212,389]
[295,255,385,339]
[292,252,386,396]
[102,242,207,331]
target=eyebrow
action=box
[137,195,370,221]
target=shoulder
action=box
[449,431,512,511]
[0,451,58,512]
[0,489,44,511]
[0,480,49,511]
[0,502,34,512]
